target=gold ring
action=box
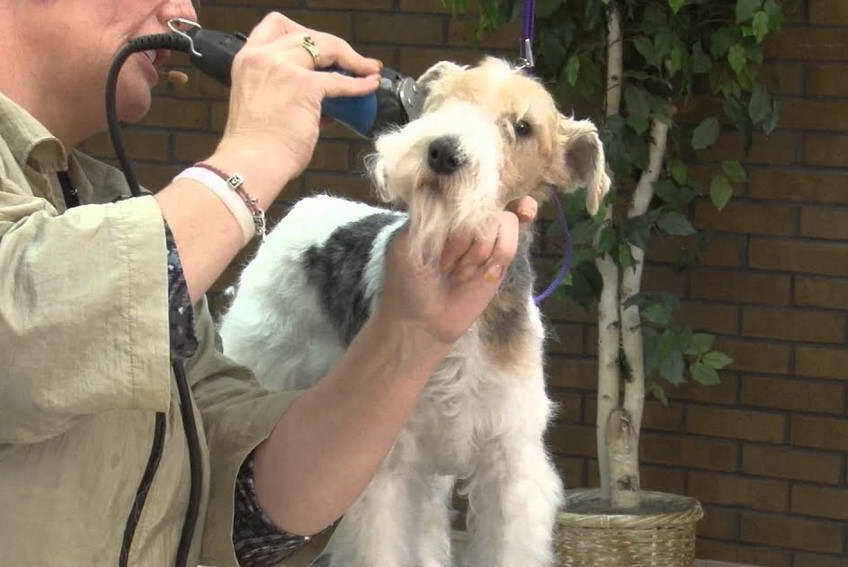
[301,35,320,67]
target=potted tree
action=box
[445,0,787,565]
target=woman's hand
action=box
[374,197,539,349]
[212,12,381,193]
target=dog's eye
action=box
[514,120,533,138]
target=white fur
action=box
[219,58,613,567]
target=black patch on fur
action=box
[303,213,400,345]
[480,226,536,349]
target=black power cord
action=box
[105,32,202,567]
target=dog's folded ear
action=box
[545,116,611,216]
[416,61,464,109]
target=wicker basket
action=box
[556,489,704,567]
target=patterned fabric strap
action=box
[233,453,316,566]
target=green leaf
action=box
[728,43,747,74]
[692,43,712,74]
[710,27,736,58]
[668,0,686,14]
[722,160,747,183]
[536,0,563,19]
[691,361,721,385]
[634,36,656,67]
[764,0,785,30]
[752,11,770,42]
[624,214,653,250]
[671,161,688,185]
[661,350,685,385]
[570,218,601,246]
[625,86,652,120]
[750,83,772,124]
[649,381,669,406]
[710,175,734,211]
[627,115,650,135]
[565,54,580,87]
[685,333,716,356]
[657,211,696,236]
[736,0,763,23]
[618,242,636,269]
[703,351,734,369]
[643,302,673,326]
[692,117,721,150]
[597,224,617,254]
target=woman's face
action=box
[28,0,198,137]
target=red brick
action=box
[141,99,208,129]
[807,64,848,97]
[399,46,486,79]
[792,484,848,521]
[795,276,848,309]
[742,306,845,343]
[648,234,744,268]
[750,169,848,205]
[211,101,228,132]
[447,16,521,49]
[695,200,796,237]
[698,131,798,166]
[202,8,352,40]
[740,511,843,553]
[741,375,844,414]
[640,433,737,472]
[742,445,843,484]
[781,98,848,131]
[307,0,393,9]
[691,270,791,305]
[718,339,791,374]
[750,237,848,277]
[548,390,582,423]
[687,406,785,443]
[553,455,584,488]
[547,323,584,355]
[810,0,848,24]
[547,357,598,390]
[400,0,481,13]
[765,27,848,61]
[584,461,687,494]
[548,423,596,457]
[793,552,848,567]
[642,264,688,297]
[801,207,848,240]
[309,140,352,171]
[791,415,848,451]
[669,374,739,405]
[173,133,218,163]
[354,13,444,45]
[84,130,169,162]
[804,134,848,168]
[680,301,739,335]
[796,345,848,380]
[696,538,792,567]
[698,505,738,540]
[762,62,804,96]
[689,471,788,512]
[541,295,597,323]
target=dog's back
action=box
[220,194,405,391]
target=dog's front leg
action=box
[463,438,563,567]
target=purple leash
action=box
[518,0,573,305]
[533,190,573,305]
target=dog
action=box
[219,57,609,567]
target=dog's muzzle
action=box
[427,136,464,175]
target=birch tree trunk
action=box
[612,118,670,509]
[596,2,623,504]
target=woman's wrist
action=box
[205,142,297,210]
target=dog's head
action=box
[368,57,609,264]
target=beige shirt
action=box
[0,91,319,566]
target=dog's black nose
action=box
[427,136,464,175]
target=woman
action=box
[0,1,536,565]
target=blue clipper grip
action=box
[322,92,378,138]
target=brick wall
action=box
[83,1,848,565]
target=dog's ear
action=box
[545,116,610,216]
[416,61,464,89]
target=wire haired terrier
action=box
[220,57,610,567]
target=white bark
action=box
[596,2,623,504]
[614,119,670,510]
[607,408,640,509]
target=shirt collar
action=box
[0,90,69,173]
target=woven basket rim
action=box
[558,489,704,529]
